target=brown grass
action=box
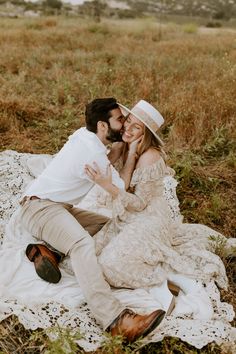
[0,17,235,353]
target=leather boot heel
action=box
[26,244,40,262]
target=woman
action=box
[85,100,233,292]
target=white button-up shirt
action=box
[24,127,124,205]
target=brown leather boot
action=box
[109,309,165,343]
[26,243,61,284]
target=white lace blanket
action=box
[0,150,235,351]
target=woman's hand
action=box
[85,162,120,198]
[129,134,144,156]
[85,162,112,189]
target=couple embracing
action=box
[19,97,234,342]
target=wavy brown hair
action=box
[137,126,164,157]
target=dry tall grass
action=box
[0,17,235,353]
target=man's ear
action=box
[97,121,108,131]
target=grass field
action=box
[0,16,236,353]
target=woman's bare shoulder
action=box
[136,148,162,169]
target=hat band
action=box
[132,106,160,133]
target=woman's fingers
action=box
[138,134,144,143]
[85,164,96,174]
[129,134,144,155]
[85,170,94,180]
[84,164,98,180]
[85,162,111,183]
[92,161,101,174]
[133,134,144,146]
[85,162,113,189]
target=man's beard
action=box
[106,126,123,142]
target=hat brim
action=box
[118,103,164,146]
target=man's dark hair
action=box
[85,97,119,133]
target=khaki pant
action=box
[20,198,125,329]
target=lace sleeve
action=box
[95,181,155,216]
[112,159,168,219]
[113,180,158,216]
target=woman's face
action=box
[122,114,144,143]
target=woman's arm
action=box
[107,142,124,165]
[85,148,164,213]
[106,141,136,190]
[107,136,143,190]
[119,150,137,190]
[119,135,143,190]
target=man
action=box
[20,98,165,342]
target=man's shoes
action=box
[109,308,166,343]
[26,243,61,284]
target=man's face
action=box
[106,108,125,142]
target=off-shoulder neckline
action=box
[134,156,166,174]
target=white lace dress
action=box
[94,158,228,291]
[0,150,236,351]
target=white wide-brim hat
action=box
[118,100,164,146]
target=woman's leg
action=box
[98,226,168,289]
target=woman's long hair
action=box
[137,126,164,157]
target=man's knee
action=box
[68,232,95,255]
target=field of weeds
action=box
[0,17,235,353]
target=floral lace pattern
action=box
[0,150,235,351]
[96,159,229,290]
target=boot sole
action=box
[26,244,61,284]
